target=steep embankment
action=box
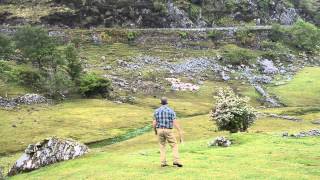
[1,0,319,28]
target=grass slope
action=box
[269,67,320,107]
[10,114,320,180]
[0,99,153,155]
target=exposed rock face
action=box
[8,137,89,176]
[279,8,298,25]
[167,0,194,28]
[208,136,231,147]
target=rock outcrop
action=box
[208,136,231,147]
[8,137,89,176]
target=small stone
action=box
[208,136,231,147]
[311,120,320,124]
[12,124,17,128]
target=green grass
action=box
[0,99,153,155]
[269,67,320,107]
[4,110,320,179]
[0,79,28,98]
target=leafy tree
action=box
[14,26,58,68]
[211,87,256,133]
[0,34,13,59]
[65,43,82,83]
[79,73,112,98]
[271,20,320,52]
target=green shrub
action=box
[221,44,259,65]
[65,43,82,83]
[271,20,320,52]
[211,87,256,133]
[236,27,256,46]
[0,34,13,59]
[127,31,137,41]
[188,4,201,21]
[178,32,188,39]
[79,73,112,98]
[10,66,42,89]
[260,40,291,60]
[207,30,223,40]
[153,0,168,14]
[14,26,58,67]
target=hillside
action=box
[0,0,320,179]
[0,0,320,28]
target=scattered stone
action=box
[0,96,17,109]
[208,136,231,147]
[267,113,303,122]
[311,120,320,125]
[15,94,47,105]
[101,56,106,61]
[102,65,112,70]
[220,71,230,81]
[253,84,281,107]
[252,75,272,84]
[8,137,89,176]
[259,59,278,74]
[166,78,200,91]
[283,129,320,138]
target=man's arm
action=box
[153,120,157,135]
[173,120,183,143]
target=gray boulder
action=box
[259,59,279,74]
[8,137,89,176]
[208,136,231,147]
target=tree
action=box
[0,33,13,59]
[65,43,82,83]
[79,73,112,98]
[211,87,256,133]
[14,26,57,68]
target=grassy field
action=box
[0,99,153,155]
[9,114,320,180]
[269,67,320,107]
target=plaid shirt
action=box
[154,105,176,129]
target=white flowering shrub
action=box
[211,87,256,133]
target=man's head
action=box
[161,97,168,105]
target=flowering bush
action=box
[211,87,256,133]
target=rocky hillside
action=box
[0,0,319,28]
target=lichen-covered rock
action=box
[208,136,231,147]
[8,137,89,176]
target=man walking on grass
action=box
[153,97,183,167]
